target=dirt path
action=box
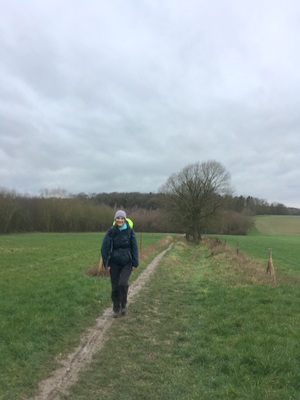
[29,244,173,400]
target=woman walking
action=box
[101,210,139,317]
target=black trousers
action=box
[109,263,132,312]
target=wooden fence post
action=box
[266,248,276,283]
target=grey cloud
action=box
[1,0,300,207]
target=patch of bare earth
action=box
[27,243,173,400]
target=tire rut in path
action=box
[29,243,173,400]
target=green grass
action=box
[255,215,300,235]
[1,230,299,399]
[62,240,300,400]
[217,234,300,276]
[214,216,300,277]
[0,232,170,400]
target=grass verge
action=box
[215,233,300,277]
[61,238,300,400]
[0,232,171,400]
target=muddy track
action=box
[28,244,173,400]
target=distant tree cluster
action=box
[0,161,298,236]
[223,195,291,216]
[0,188,172,234]
[0,189,110,234]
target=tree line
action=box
[0,187,296,235]
[0,189,171,234]
[1,160,298,237]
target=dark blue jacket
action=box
[101,223,139,268]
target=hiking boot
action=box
[112,310,119,318]
[121,307,126,316]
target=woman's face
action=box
[115,216,125,228]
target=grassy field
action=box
[0,232,170,400]
[1,218,300,399]
[254,215,300,235]
[216,216,300,277]
[61,238,299,400]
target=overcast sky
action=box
[1,0,300,207]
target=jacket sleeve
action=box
[101,229,112,268]
[130,230,139,267]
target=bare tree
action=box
[0,188,19,233]
[160,160,232,243]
